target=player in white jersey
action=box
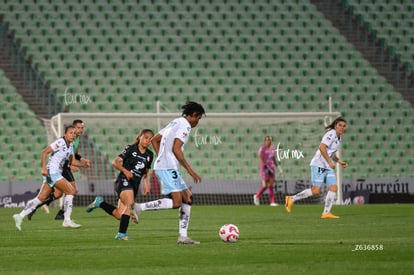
[13,125,90,231]
[132,101,205,244]
[285,117,348,219]
[27,119,88,220]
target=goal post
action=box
[50,110,343,206]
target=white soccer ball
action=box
[219,224,240,242]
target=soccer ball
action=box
[353,195,365,205]
[219,224,240,242]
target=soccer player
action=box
[132,101,205,244]
[27,120,88,221]
[13,125,90,231]
[254,136,283,206]
[285,117,348,218]
[85,129,154,240]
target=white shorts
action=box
[43,172,64,188]
[310,166,337,187]
[154,169,188,195]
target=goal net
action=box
[50,111,342,206]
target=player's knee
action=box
[183,195,193,206]
[311,187,321,195]
[328,185,338,192]
[66,188,76,195]
[172,201,182,209]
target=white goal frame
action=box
[50,109,343,205]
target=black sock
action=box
[100,201,116,216]
[45,195,55,206]
[35,195,55,210]
[118,214,130,234]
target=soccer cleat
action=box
[321,212,340,219]
[41,204,50,214]
[62,220,81,228]
[54,209,64,220]
[177,236,200,245]
[270,203,278,207]
[13,214,23,231]
[253,195,260,206]
[285,196,294,213]
[114,232,134,241]
[131,203,142,224]
[86,196,103,213]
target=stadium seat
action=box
[0,0,412,182]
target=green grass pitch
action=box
[1,204,413,275]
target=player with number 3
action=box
[132,101,206,244]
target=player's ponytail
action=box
[325,117,347,130]
[132,129,154,145]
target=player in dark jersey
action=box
[85,129,154,240]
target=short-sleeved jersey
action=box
[47,138,73,173]
[117,144,154,184]
[154,117,191,170]
[310,129,341,169]
[258,145,275,170]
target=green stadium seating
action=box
[0,70,48,182]
[0,0,412,181]
[346,0,414,66]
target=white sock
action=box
[63,195,74,221]
[323,191,337,214]
[291,188,313,202]
[179,203,191,238]
[139,198,173,211]
[20,197,42,217]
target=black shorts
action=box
[62,161,75,182]
[114,175,139,198]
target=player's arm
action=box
[257,149,264,164]
[70,148,82,172]
[172,138,201,183]
[258,149,265,166]
[112,156,133,180]
[151,133,162,155]
[41,145,54,176]
[74,147,82,161]
[319,143,336,169]
[70,155,90,168]
[333,154,348,168]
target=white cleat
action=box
[177,236,200,245]
[132,203,142,224]
[253,194,260,206]
[62,220,81,228]
[41,204,50,214]
[13,214,23,231]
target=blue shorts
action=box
[43,172,64,188]
[154,169,188,195]
[310,166,337,187]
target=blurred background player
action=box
[13,125,90,231]
[285,117,348,218]
[27,120,88,221]
[85,129,154,240]
[132,101,206,245]
[254,136,283,206]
